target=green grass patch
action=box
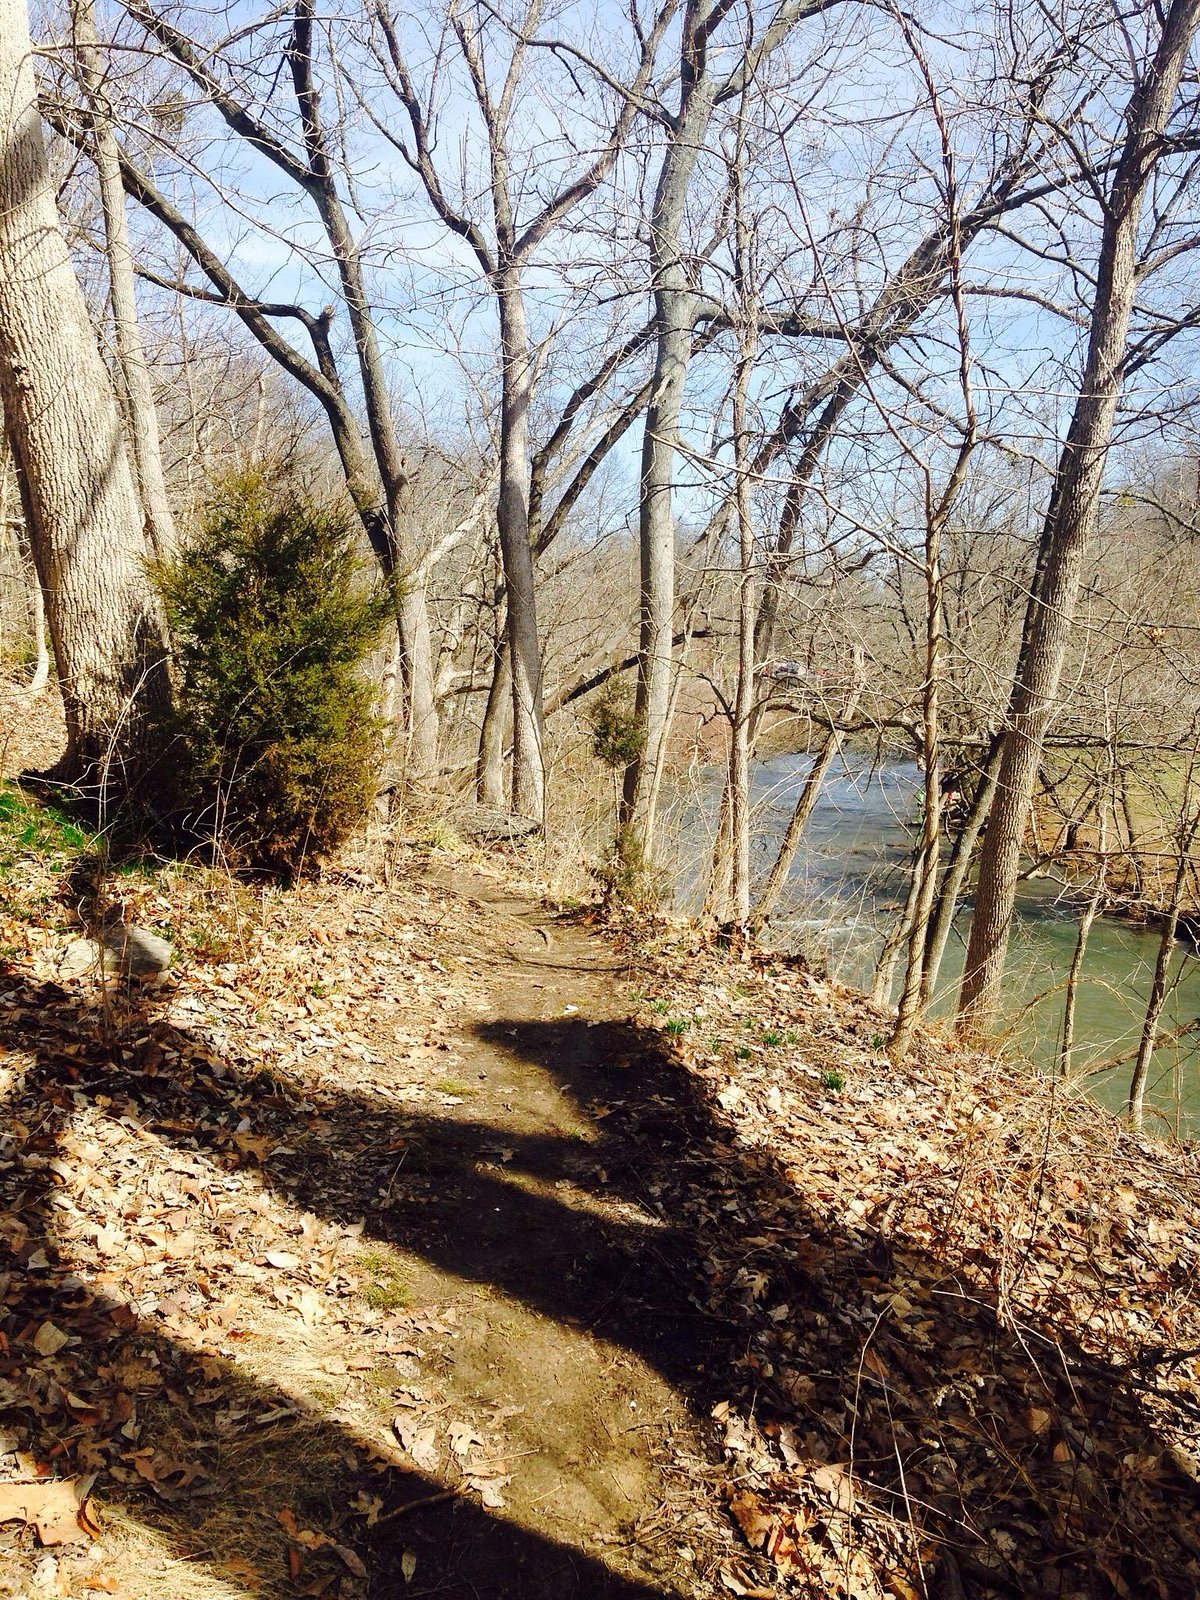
[0,784,95,864]
[356,1247,411,1312]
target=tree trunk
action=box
[620,5,720,860]
[27,572,50,698]
[1060,755,1114,1075]
[71,0,177,559]
[921,734,1002,1002]
[703,780,734,922]
[398,581,438,789]
[289,0,439,785]
[0,0,171,792]
[957,0,1200,1037]
[1127,835,1193,1131]
[750,675,864,935]
[872,850,923,1011]
[477,630,511,809]
[620,270,690,856]
[727,297,757,928]
[496,278,545,824]
[1060,883,1101,1077]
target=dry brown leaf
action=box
[448,1422,483,1461]
[808,1463,855,1514]
[729,1489,775,1550]
[32,1320,70,1357]
[332,1543,368,1578]
[466,1474,509,1509]
[0,1478,93,1545]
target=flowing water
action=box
[676,754,1200,1138]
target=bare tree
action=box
[958,0,1200,1037]
[370,0,675,823]
[1127,748,1200,1130]
[0,0,170,794]
[619,0,850,863]
[68,0,176,558]
[68,0,443,782]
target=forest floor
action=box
[3,683,1200,1599]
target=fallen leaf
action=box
[333,1543,368,1578]
[0,1479,93,1545]
[808,1463,855,1514]
[466,1474,509,1509]
[729,1489,775,1549]
[33,1321,70,1357]
[448,1422,483,1461]
[394,1419,440,1473]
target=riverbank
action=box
[689,753,1200,1130]
[609,904,1200,1597]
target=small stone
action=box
[98,923,173,979]
[58,938,101,980]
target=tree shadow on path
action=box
[3,952,1200,1598]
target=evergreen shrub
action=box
[156,466,388,877]
[587,681,644,768]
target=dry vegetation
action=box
[0,678,1198,1599]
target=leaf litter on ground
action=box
[1,696,1200,1597]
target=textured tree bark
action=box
[920,735,1001,1003]
[496,279,546,824]
[26,575,50,698]
[619,51,712,858]
[70,0,177,559]
[477,630,511,809]
[957,0,1200,1037]
[397,581,438,790]
[6,455,51,697]
[727,296,757,928]
[872,851,923,1011]
[0,0,171,792]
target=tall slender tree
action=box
[958,0,1200,1037]
[0,0,171,798]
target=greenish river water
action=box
[679,755,1200,1138]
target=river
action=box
[675,754,1200,1138]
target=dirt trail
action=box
[361,866,722,1597]
[0,835,731,1600]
